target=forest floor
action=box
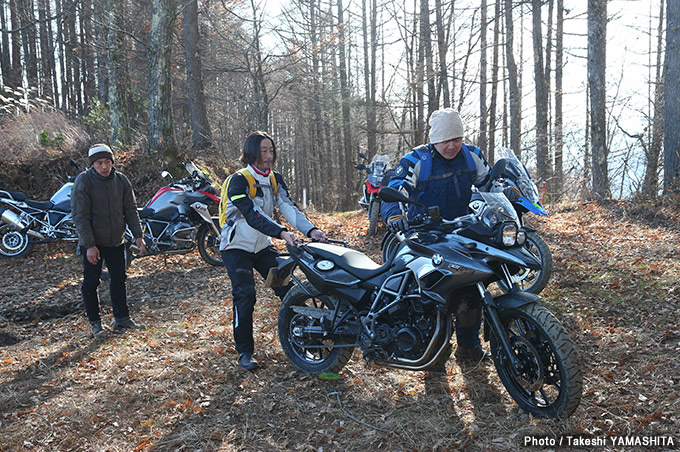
[0,202,679,451]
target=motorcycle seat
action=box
[2,191,27,202]
[25,200,54,210]
[306,243,391,280]
[138,207,155,219]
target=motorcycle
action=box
[123,162,222,267]
[485,148,552,294]
[355,153,393,236]
[381,149,553,294]
[275,185,582,419]
[0,160,80,258]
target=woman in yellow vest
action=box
[219,131,327,370]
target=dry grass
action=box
[0,206,678,451]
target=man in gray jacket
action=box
[71,144,146,337]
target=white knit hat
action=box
[428,108,465,144]
[88,144,114,166]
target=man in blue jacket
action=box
[382,108,491,364]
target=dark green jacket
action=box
[71,167,143,249]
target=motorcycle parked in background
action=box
[124,162,222,267]
[485,148,552,294]
[355,153,393,236]
[276,186,582,419]
[0,160,80,258]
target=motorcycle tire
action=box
[197,223,223,266]
[278,282,355,375]
[0,225,32,258]
[381,231,399,264]
[497,231,553,294]
[489,302,582,418]
[367,199,381,237]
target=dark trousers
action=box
[81,245,129,323]
[455,307,482,349]
[222,246,291,356]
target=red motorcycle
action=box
[355,153,393,236]
[124,162,222,267]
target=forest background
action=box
[1,0,679,209]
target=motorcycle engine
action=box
[360,283,438,361]
[170,221,195,248]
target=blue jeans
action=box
[80,245,129,323]
[222,246,291,355]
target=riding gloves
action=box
[387,214,409,233]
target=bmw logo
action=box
[432,254,443,266]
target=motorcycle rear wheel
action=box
[489,302,582,418]
[278,282,355,375]
[0,225,32,258]
[197,223,223,266]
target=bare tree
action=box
[642,0,665,198]
[504,0,521,154]
[479,0,487,152]
[148,0,177,165]
[183,0,212,150]
[532,0,551,188]
[588,0,609,198]
[665,0,680,194]
[554,0,564,197]
[434,0,450,108]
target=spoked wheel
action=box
[278,282,356,375]
[0,225,32,258]
[497,232,552,294]
[197,223,222,266]
[489,302,582,418]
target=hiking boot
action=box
[90,321,105,338]
[113,317,140,331]
[238,353,259,371]
[454,345,489,363]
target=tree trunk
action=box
[588,0,609,198]
[80,0,96,110]
[642,0,665,198]
[488,0,501,164]
[183,0,212,150]
[504,0,521,154]
[664,0,680,194]
[1,0,15,88]
[434,0,450,108]
[554,0,564,197]
[532,0,551,190]
[479,0,488,152]
[106,0,129,145]
[17,0,38,89]
[337,0,353,209]
[362,0,377,155]
[148,0,177,167]
[421,0,437,115]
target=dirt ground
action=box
[0,205,678,451]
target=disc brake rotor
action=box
[509,335,545,392]
[2,230,25,251]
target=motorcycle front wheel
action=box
[367,199,381,236]
[278,282,355,375]
[0,225,32,258]
[197,223,223,266]
[489,302,582,418]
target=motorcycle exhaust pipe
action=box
[1,208,46,240]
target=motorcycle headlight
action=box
[501,223,518,246]
[516,230,527,246]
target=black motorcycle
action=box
[0,160,80,258]
[124,162,222,267]
[355,152,393,236]
[275,186,582,418]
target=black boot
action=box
[238,353,259,371]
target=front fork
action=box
[477,282,523,376]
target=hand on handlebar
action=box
[310,229,328,243]
[387,214,409,233]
